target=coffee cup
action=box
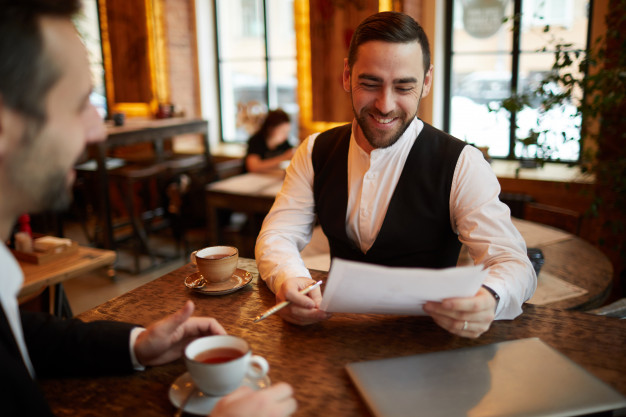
[184,335,269,396]
[190,246,238,283]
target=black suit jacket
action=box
[0,307,137,416]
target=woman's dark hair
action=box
[0,0,81,127]
[255,109,291,139]
[347,11,431,76]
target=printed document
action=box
[319,258,487,315]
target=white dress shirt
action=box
[255,118,536,319]
[0,243,35,377]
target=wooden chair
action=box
[524,202,582,235]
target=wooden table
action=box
[205,172,284,247]
[90,118,211,249]
[40,258,626,417]
[18,245,116,317]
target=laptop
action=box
[346,338,626,417]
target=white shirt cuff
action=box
[129,327,146,371]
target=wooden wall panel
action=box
[105,0,154,104]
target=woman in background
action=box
[245,109,295,173]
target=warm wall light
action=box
[99,0,169,118]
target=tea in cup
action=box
[190,246,238,283]
[184,335,269,396]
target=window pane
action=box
[520,0,589,52]
[267,0,296,59]
[269,59,298,139]
[76,0,107,118]
[219,61,268,142]
[452,0,514,53]
[450,50,513,157]
[216,0,266,60]
[515,53,581,161]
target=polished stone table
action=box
[39,258,626,416]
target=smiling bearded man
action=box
[254,11,536,338]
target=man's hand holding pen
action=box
[275,278,332,325]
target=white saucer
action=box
[169,372,271,415]
[184,268,252,295]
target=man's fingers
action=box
[183,317,227,336]
[152,300,194,335]
[285,287,317,309]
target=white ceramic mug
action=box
[190,246,238,283]
[184,335,269,396]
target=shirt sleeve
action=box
[255,134,320,293]
[449,146,537,319]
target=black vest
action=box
[312,122,466,268]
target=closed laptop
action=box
[346,338,626,417]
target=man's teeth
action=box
[374,117,394,124]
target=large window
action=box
[75,0,107,119]
[444,0,590,162]
[215,0,298,143]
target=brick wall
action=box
[164,0,200,118]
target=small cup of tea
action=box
[184,335,269,396]
[190,246,238,283]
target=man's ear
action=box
[342,58,351,93]
[421,65,434,99]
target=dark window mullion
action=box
[508,0,522,160]
[443,0,453,133]
[262,0,271,108]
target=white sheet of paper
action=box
[319,258,488,315]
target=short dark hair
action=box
[347,11,431,75]
[256,108,291,138]
[0,0,81,125]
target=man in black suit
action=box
[0,1,296,416]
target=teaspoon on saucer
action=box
[185,274,207,289]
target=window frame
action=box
[442,0,594,163]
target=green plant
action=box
[489,38,584,166]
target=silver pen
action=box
[253,280,323,323]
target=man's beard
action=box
[7,127,73,214]
[351,86,423,150]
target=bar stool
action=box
[109,162,170,273]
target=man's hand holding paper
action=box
[308,258,494,337]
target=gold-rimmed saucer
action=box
[184,269,252,295]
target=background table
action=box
[18,245,116,317]
[205,172,284,250]
[40,258,626,417]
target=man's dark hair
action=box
[0,0,81,126]
[347,11,431,75]
[255,108,291,138]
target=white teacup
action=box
[190,246,238,283]
[184,335,269,396]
